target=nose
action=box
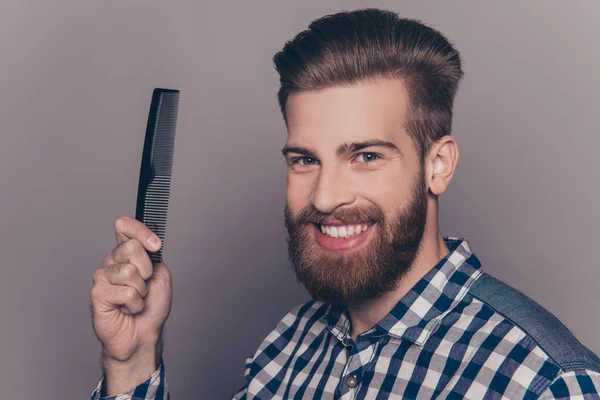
[310,165,356,214]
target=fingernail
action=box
[148,236,161,248]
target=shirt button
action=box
[345,375,359,388]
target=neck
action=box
[346,226,449,342]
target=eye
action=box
[355,152,380,163]
[290,156,319,166]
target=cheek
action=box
[286,173,315,211]
[353,170,411,211]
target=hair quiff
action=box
[273,8,464,160]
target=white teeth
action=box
[320,223,371,238]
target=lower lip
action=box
[313,224,375,252]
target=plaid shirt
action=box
[92,238,600,399]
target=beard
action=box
[284,167,428,307]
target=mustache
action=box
[288,204,385,225]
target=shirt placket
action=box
[336,335,379,400]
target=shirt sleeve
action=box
[90,361,169,400]
[230,356,254,400]
[538,369,600,399]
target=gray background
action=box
[0,0,598,398]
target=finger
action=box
[100,263,148,298]
[97,283,145,315]
[103,239,154,280]
[121,306,133,315]
[114,216,162,252]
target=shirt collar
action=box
[324,237,483,347]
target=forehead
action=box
[285,78,411,150]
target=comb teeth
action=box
[151,92,179,176]
[143,176,171,263]
[143,175,171,248]
[135,88,180,263]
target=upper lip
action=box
[317,220,374,227]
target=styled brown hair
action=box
[273,8,464,160]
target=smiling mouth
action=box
[315,222,375,239]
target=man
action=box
[90,8,600,399]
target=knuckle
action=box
[101,253,112,267]
[119,263,137,280]
[90,283,104,302]
[114,216,128,232]
[123,287,138,302]
[122,238,142,254]
[92,268,104,284]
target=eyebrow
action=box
[281,139,401,158]
[281,145,318,159]
[335,139,401,157]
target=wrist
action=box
[101,341,162,396]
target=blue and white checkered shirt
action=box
[92,238,600,399]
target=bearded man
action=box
[90,8,600,400]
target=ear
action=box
[426,136,459,196]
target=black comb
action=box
[135,88,180,264]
